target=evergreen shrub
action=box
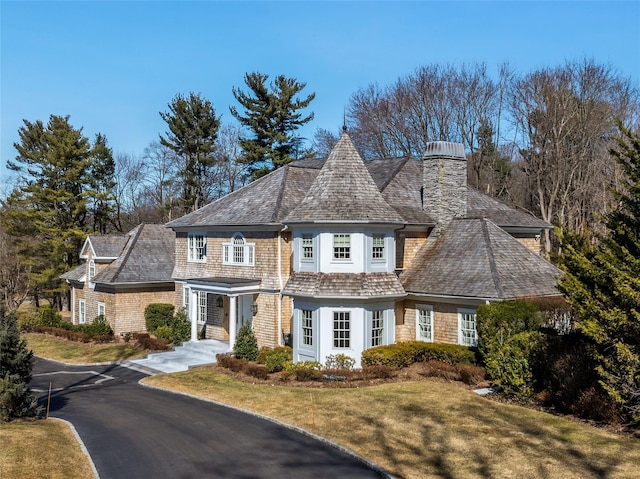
[144,304,175,333]
[256,346,292,373]
[233,323,258,361]
[361,341,476,368]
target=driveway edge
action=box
[139,381,395,479]
[49,417,100,479]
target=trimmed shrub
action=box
[361,341,476,368]
[144,304,174,333]
[324,354,356,371]
[154,325,174,343]
[215,354,248,373]
[285,361,322,381]
[361,365,396,380]
[133,333,170,351]
[456,364,487,385]
[244,363,269,380]
[233,322,258,361]
[81,315,113,337]
[256,346,292,373]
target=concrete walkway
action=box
[124,339,231,374]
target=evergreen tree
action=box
[558,123,640,422]
[230,72,315,181]
[2,115,108,307]
[88,133,117,234]
[0,307,40,421]
[159,92,221,213]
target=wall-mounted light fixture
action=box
[251,301,258,316]
[216,296,223,308]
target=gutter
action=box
[277,225,288,346]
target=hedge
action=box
[361,341,477,368]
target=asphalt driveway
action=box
[30,358,387,479]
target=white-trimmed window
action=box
[188,234,206,262]
[416,305,434,342]
[372,234,385,261]
[197,291,207,324]
[333,234,351,260]
[371,310,384,347]
[459,309,478,347]
[223,233,255,266]
[301,309,313,346]
[333,311,350,348]
[97,302,105,318]
[79,299,86,324]
[183,286,190,311]
[301,234,314,261]
[88,260,96,289]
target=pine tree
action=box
[88,133,117,234]
[0,307,40,421]
[159,92,221,213]
[558,123,640,422]
[2,115,108,307]
[230,72,315,181]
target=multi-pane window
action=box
[197,291,207,323]
[98,302,105,318]
[301,309,313,346]
[89,260,96,280]
[417,306,433,342]
[223,233,255,266]
[459,310,478,347]
[371,310,384,347]
[333,311,350,348]
[372,235,385,261]
[79,300,86,324]
[301,234,314,261]
[188,234,206,262]
[183,287,190,313]
[333,234,351,260]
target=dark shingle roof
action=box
[401,218,562,300]
[81,235,129,259]
[283,132,404,224]
[60,264,85,282]
[91,224,175,284]
[283,272,406,298]
[165,145,548,230]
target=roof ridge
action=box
[271,164,290,222]
[377,157,411,192]
[481,219,505,298]
[109,223,144,282]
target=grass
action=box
[24,333,148,363]
[22,334,640,478]
[0,419,94,479]
[144,367,640,479]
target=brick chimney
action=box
[422,141,467,235]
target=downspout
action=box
[277,225,289,346]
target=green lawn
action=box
[24,333,148,363]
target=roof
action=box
[60,264,85,282]
[283,132,404,224]
[165,142,549,231]
[283,272,406,299]
[80,235,129,259]
[400,218,563,300]
[90,224,175,284]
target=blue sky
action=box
[1,1,639,193]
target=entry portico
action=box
[184,277,261,345]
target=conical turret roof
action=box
[283,131,404,224]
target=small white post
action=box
[190,289,199,342]
[229,295,237,348]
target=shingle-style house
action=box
[166,129,562,367]
[61,224,176,335]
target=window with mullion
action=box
[459,310,477,347]
[372,235,385,261]
[301,234,314,261]
[417,306,433,342]
[371,310,384,347]
[333,234,351,260]
[333,311,350,348]
[188,234,206,262]
[301,309,313,346]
